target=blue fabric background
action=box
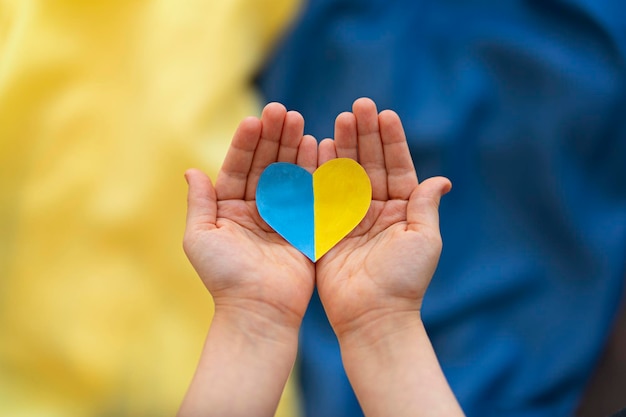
[257,1,626,415]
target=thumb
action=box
[184,168,217,232]
[407,176,452,233]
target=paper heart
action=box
[256,158,372,262]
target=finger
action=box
[379,109,418,200]
[353,97,387,200]
[215,116,262,200]
[245,102,288,199]
[184,168,217,233]
[298,134,319,173]
[318,138,337,165]
[334,112,358,160]
[407,177,452,233]
[277,110,305,163]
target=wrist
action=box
[333,306,424,349]
[337,311,465,417]
[178,301,300,417]
[212,301,302,347]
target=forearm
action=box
[178,306,299,417]
[338,311,464,417]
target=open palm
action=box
[183,103,317,330]
[316,98,452,337]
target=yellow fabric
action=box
[0,1,301,416]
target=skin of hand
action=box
[183,102,317,332]
[179,103,318,417]
[315,98,463,417]
[179,98,462,417]
[316,97,452,339]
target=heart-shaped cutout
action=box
[256,158,372,261]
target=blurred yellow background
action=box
[0,1,301,415]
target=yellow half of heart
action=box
[313,158,372,260]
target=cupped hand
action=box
[315,98,452,339]
[183,103,317,331]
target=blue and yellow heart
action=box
[256,158,372,262]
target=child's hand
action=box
[315,98,452,341]
[180,100,463,417]
[314,98,462,417]
[179,103,318,417]
[183,103,317,332]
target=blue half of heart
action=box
[256,163,315,261]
